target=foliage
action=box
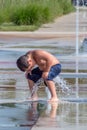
[0,0,75,29]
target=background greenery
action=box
[0,0,75,31]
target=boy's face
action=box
[28,57,32,66]
[25,57,35,72]
[21,57,32,72]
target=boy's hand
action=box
[42,72,49,79]
[25,70,31,79]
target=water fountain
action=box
[75,0,79,98]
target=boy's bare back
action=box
[28,50,59,72]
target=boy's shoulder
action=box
[32,50,44,54]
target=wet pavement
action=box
[0,34,87,130]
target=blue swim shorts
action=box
[27,64,61,83]
[47,64,61,80]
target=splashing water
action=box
[31,78,43,97]
[53,76,71,94]
[31,76,71,98]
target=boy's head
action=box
[16,55,29,72]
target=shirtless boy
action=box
[16,50,61,102]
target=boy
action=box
[16,50,61,102]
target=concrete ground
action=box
[35,8,87,33]
[32,126,87,130]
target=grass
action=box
[0,23,38,31]
[0,0,75,31]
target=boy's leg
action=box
[27,79,34,91]
[45,64,61,101]
[45,80,58,101]
[27,79,38,100]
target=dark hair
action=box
[16,55,29,72]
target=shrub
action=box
[59,0,74,14]
[0,14,3,24]
[10,4,51,25]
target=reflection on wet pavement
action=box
[0,101,46,130]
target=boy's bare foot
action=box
[28,96,38,101]
[48,97,59,102]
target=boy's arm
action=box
[33,50,52,72]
